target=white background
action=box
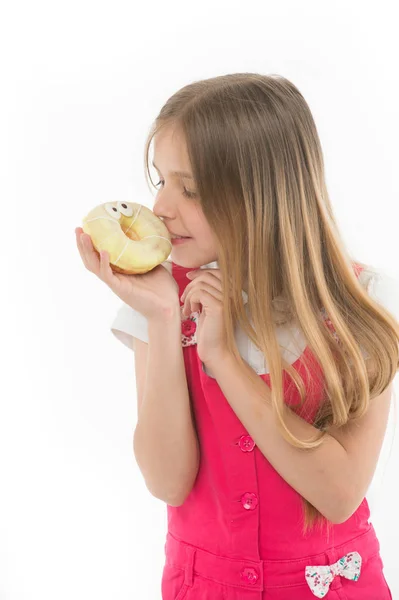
[1,0,398,598]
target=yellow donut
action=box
[82,201,172,274]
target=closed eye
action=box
[155,179,197,199]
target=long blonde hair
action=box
[143,73,399,534]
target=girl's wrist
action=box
[148,302,181,324]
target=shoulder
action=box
[357,264,399,322]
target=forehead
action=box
[153,124,185,150]
[153,127,194,179]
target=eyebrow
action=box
[152,161,194,180]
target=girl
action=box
[76,73,399,599]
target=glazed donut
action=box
[82,201,172,274]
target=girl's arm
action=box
[208,352,393,524]
[133,307,200,506]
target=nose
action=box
[152,191,176,222]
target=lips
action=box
[167,228,190,238]
[171,236,192,245]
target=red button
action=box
[241,492,258,510]
[181,319,197,337]
[240,567,259,584]
[238,435,255,452]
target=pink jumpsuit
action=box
[161,261,392,600]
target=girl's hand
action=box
[181,268,229,365]
[75,227,180,320]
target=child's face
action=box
[152,126,218,269]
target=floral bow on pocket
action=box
[305,551,362,598]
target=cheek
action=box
[187,211,216,250]
[196,220,214,242]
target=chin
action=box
[172,254,218,270]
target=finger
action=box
[190,289,223,315]
[190,269,222,281]
[187,271,223,292]
[182,274,224,307]
[191,285,223,304]
[99,250,114,283]
[180,282,192,303]
[199,269,236,293]
[80,233,102,275]
[197,269,235,297]
[75,229,91,270]
[183,284,223,315]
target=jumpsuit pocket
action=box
[161,562,189,600]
